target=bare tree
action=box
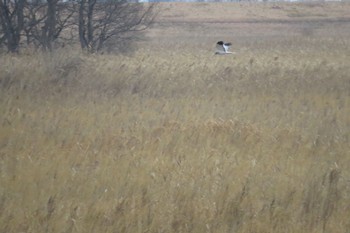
[0,0,25,53]
[78,0,157,53]
[0,0,75,52]
[23,0,75,51]
[1,0,157,53]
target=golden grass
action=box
[1,3,350,233]
[157,2,350,22]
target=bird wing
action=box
[223,43,232,52]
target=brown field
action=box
[1,2,350,233]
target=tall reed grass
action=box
[0,35,349,232]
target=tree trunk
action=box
[78,0,96,53]
[42,0,57,51]
[0,0,24,53]
[87,0,96,51]
[78,0,88,50]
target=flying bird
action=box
[215,41,233,55]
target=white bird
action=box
[215,41,233,55]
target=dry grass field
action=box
[1,2,350,233]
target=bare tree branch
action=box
[23,0,76,51]
[78,0,157,53]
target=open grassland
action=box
[1,2,350,233]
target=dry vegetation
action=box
[1,2,350,233]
